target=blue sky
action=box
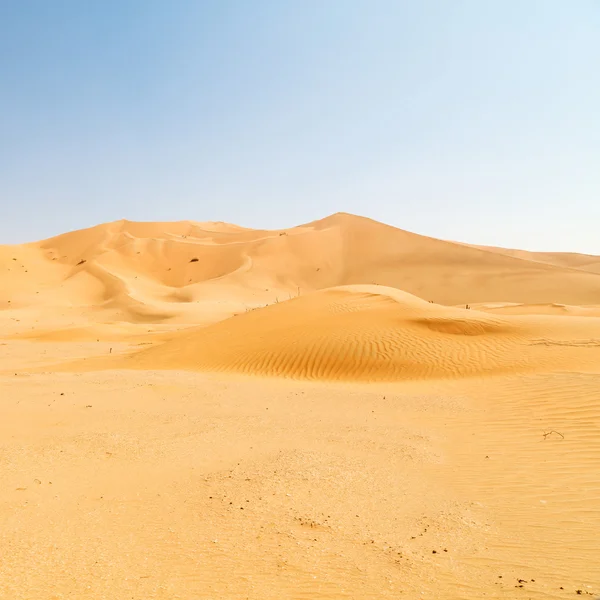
[1,1,599,252]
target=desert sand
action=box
[1,213,599,599]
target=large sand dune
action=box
[2,214,600,334]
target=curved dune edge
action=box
[94,285,600,382]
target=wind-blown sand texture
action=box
[1,214,599,599]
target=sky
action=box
[1,1,599,252]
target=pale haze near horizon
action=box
[0,1,598,253]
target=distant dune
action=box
[2,214,600,333]
[468,243,600,274]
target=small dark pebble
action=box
[576,591,582,595]
[432,550,437,554]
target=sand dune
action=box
[2,214,600,336]
[471,243,600,274]
[118,284,600,382]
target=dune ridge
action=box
[2,214,600,333]
[469,243,600,274]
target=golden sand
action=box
[1,214,599,598]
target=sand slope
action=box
[471,301,600,317]
[121,285,600,381]
[471,243,600,274]
[2,214,600,335]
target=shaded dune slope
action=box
[121,285,600,382]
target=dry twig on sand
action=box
[542,430,564,440]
